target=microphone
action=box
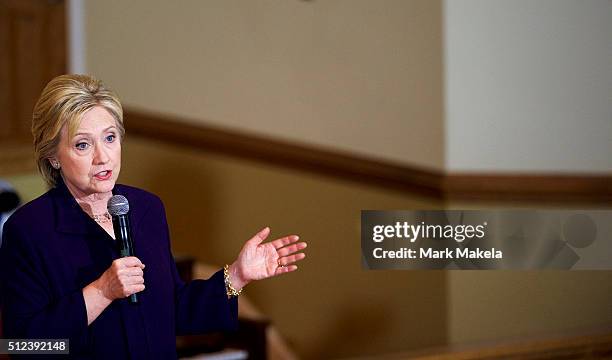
[107,195,138,304]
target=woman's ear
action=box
[49,158,61,169]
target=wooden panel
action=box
[0,0,66,143]
[0,3,12,139]
[44,0,66,78]
[13,2,45,138]
[0,0,65,175]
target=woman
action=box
[0,74,307,359]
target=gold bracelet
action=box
[223,264,243,297]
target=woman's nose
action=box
[93,143,110,164]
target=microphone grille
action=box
[107,195,130,216]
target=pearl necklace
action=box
[91,212,112,223]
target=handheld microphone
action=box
[107,195,138,304]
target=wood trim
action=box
[445,173,612,203]
[354,326,612,359]
[124,109,612,204]
[124,110,445,199]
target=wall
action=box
[85,0,445,171]
[444,0,612,173]
[5,141,612,357]
[443,0,612,345]
[447,270,612,346]
[119,136,447,358]
[5,0,608,357]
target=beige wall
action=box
[443,0,612,344]
[2,142,450,359]
[114,137,612,355]
[85,0,445,171]
[4,139,612,357]
[119,136,447,358]
[448,271,612,345]
[447,198,612,345]
[1,173,45,203]
[103,133,612,355]
[4,0,610,358]
[444,0,612,173]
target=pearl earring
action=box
[51,160,60,169]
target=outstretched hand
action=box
[228,227,307,290]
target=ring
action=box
[278,259,284,267]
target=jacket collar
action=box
[51,178,126,235]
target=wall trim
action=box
[124,109,612,204]
[446,173,612,203]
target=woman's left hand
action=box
[228,227,307,290]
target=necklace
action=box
[91,212,112,223]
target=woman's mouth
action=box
[94,170,112,181]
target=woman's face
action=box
[54,106,121,197]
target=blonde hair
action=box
[32,74,124,187]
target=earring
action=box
[51,160,60,169]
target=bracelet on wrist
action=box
[223,264,243,297]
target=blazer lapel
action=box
[51,178,123,239]
[51,179,92,235]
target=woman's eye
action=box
[75,142,89,150]
[106,134,116,142]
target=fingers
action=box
[118,266,144,277]
[269,233,306,271]
[248,227,270,246]
[277,241,307,257]
[117,273,145,297]
[124,275,145,285]
[132,284,146,293]
[277,252,306,267]
[275,264,298,276]
[106,257,146,299]
[121,283,145,298]
[117,258,145,286]
[270,235,301,250]
[116,256,145,269]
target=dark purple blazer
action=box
[0,179,237,359]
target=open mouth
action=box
[94,170,112,180]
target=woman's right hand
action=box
[94,256,145,301]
